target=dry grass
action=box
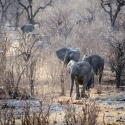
[0,94,54,125]
[0,85,125,125]
[64,100,100,125]
[0,100,101,125]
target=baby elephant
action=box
[68,60,94,100]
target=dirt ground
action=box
[43,85,125,125]
[0,83,125,125]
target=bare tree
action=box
[0,31,42,98]
[106,36,125,87]
[11,1,24,30]
[44,7,75,41]
[0,27,18,96]
[0,0,13,22]
[101,0,125,27]
[43,8,76,95]
[14,34,41,96]
[17,0,53,24]
[114,11,125,31]
[84,8,95,24]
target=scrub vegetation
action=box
[0,0,125,124]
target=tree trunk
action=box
[70,74,75,97]
[30,79,34,96]
[116,70,122,88]
[60,68,65,95]
[1,10,4,22]
[61,76,65,95]
[111,20,115,28]
[15,8,20,30]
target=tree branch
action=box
[33,0,53,18]
[101,0,110,14]
[4,1,12,12]
[17,0,29,13]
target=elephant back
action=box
[21,24,34,34]
[78,61,93,77]
[83,55,104,74]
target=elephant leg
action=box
[90,76,94,88]
[98,73,103,94]
[81,83,88,98]
[75,80,80,100]
[99,73,102,84]
[87,79,92,98]
[81,76,88,98]
[85,86,90,98]
[87,87,90,98]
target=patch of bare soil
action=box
[47,85,125,125]
[0,85,124,125]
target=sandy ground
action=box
[44,85,125,125]
[0,84,125,125]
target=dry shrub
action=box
[0,88,7,99]
[21,94,53,125]
[0,94,53,125]
[64,100,100,125]
[21,102,51,125]
[64,103,77,124]
[0,106,16,125]
[81,102,100,125]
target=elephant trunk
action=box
[70,74,75,97]
[64,51,69,66]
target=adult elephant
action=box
[83,55,104,84]
[21,24,34,34]
[68,60,94,100]
[56,47,80,65]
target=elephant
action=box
[68,60,94,99]
[21,24,34,34]
[82,54,104,84]
[56,47,80,66]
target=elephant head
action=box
[56,47,80,66]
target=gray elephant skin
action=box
[83,55,104,84]
[56,47,80,65]
[21,24,34,34]
[68,60,94,99]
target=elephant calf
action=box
[68,60,94,100]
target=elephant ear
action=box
[56,47,68,61]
